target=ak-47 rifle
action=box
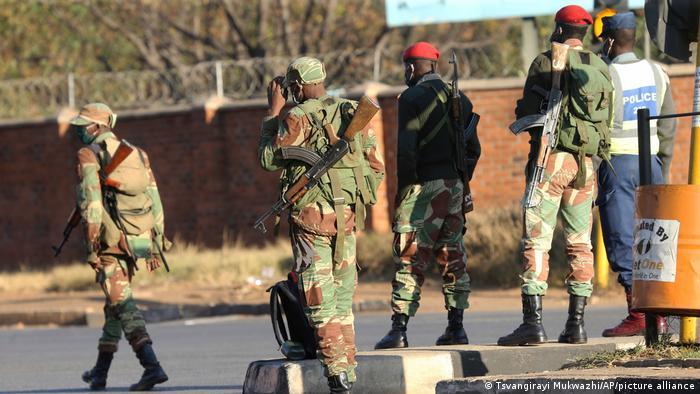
[254,95,381,233]
[52,142,135,257]
[449,51,480,213]
[509,42,570,208]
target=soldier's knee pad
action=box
[127,328,152,352]
[98,342,119,353]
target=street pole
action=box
[595,213,609,289]
[637,108,659,347]
[681,28,700,345]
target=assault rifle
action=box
[52,142,135,257]
[254,95,380,233]
[508,42,570,208]
[449,51,480,213]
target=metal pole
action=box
[68,73,75,108]
[215,61,224,97]
[637,107,659,347]
[595,211,609,289]
[681,26,700,345]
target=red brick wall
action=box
[0,72,694,269]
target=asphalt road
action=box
[1,304,649,394]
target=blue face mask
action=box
[75,125,97,145]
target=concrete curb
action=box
[242,338,638,394]
[0,299,390,327]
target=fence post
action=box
[216,61,224,97]
[68,73,75,108]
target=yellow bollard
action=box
[681,24,700,345]
[594,211,609,290]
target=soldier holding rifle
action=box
[374,42,480,350]
[499,6,613,346]
[63,103,171,391]
[257,57,384,393]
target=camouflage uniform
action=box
[375,61,480,350]
[77,131,166,353]
[259,58,384,385]
[515,43,597,298]
[498,11,611,345]
[391,73,478,317]
[73,103,169,391]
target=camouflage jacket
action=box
[259,95,385,235]
[397,74,480,194]
[76,132,167,263]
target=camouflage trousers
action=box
[522,152,595,297]
[291,225,358,382]
[97,255,151,353]
[390,179,470,317]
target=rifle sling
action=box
[418,84,452,150]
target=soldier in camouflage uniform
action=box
[259,57,384,393]
[498,5,607,346]
[73,103,170,391]
[375,42,480,350]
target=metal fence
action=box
[0,42,521,120]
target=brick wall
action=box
[0,69,694,269]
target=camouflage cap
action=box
[283,57,326,86]
[70,102,116,127]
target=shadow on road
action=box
[9,385,243,393]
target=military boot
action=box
[129,344,168,391]
[497,294,547,346]
[82,351,114,390]
[328,371,352,393]
[435,308,469,345]
[374,314,409,349]
[558,295,588,344]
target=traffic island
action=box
[242,338,639,394]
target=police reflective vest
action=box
[608,53,668,155]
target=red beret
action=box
[403,42,440,62]
[555,5,593,25]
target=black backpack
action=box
[267,272,317,360]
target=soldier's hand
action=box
[146,257,161,272]
[87,256,102,273]
[267,76,286,117]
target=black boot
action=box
[129,344,168,391]
[328,371,352,393]
[374,314,409,349]
[82,351,114,390]
[558,295,588,344]
[435,308,469,345]
[497,294,547,346]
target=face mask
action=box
[75,125,97,145]
[603,38,615,59]
[404,63,415,87]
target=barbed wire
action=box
[0,42,519,120]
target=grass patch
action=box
[357,205,571,288]
[563,342,700,369]
[0,239,293,294]
[1,205,575,293]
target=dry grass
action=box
[0,239,293,294]
[1,206,575,293]
[563,342,700,369]
[357,205,570,288]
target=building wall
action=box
[0,70,694,269]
